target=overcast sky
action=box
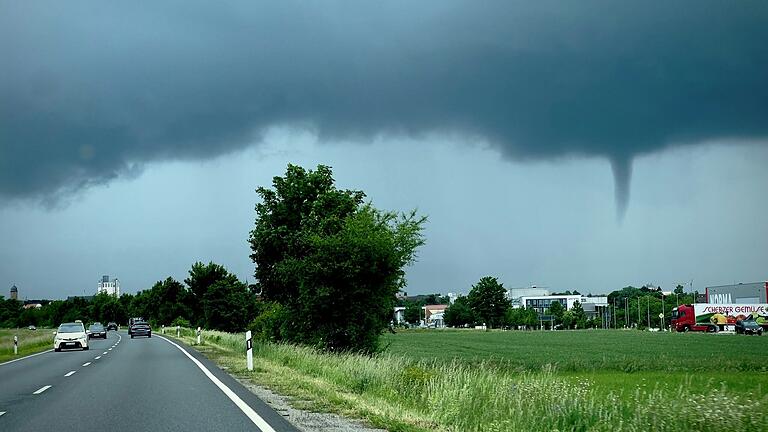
[1,1,767,299]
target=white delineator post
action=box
[176,325,180,337]
[13,335,18,355]
[197,327,201,345]
[246,330,253,371]
[162,325,165,334]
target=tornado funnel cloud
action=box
[610,157,633,222]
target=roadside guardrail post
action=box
[197,327,201,345]
[13,335,18,355]
[245,330,253,371]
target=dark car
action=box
[130,321,152,339]
[128,317,144,335]
[106,322,118,331]
[88,323,107,339]
[736,319,763,335]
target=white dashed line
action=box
[33,385,52,395]
[103,352,108,355]
[108,348,112,351]
[95,356,101,360]
[82,362,91,367]
[64,371,76,377]
[0,411,6,417]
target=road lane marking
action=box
[33,385,51,395]
[103,352,108,355]
[95,356,101,360]
[0,349,54,367]
[65,371,76,377]
[157,335,277,432]
[82,362,91,367]
[0,411,6,417]
[108,348,112,351]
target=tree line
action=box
[0,261,255,332]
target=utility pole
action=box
[647,296,651,329]
[625,297,629,328]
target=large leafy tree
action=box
[249,164,426,353]
[185,262,231,325]
[467,276,510,329]
[444,296,476,327]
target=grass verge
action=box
[0,328,54,362]
[164,328,768,431]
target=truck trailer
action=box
[671,303,768,333]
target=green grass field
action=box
[167,328,768,432]
[0,328,54,362]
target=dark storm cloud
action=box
[2,1,767,214]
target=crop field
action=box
[170,328,768,432]
[0,328,53,362]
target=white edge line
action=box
[65,370,76,377]
[157,335,277,432]
[0,349,54,367]
[32,385,51,395]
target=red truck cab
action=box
[671,304,719,332]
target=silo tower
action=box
[10,285,18,300]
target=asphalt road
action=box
[0,330,298,432]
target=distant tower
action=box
[10,285,18,300]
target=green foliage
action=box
[570,301,587,329]
[506,306,539,328]
[403,301,422,324]
[249,164,426,353]
[467,276,510,329]
[203,279,251,333]
[547,301,565,324]
[249,302,289,342]
[444,296,476,327]
[171,316,191,328]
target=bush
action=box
[172,316,191,328]
[248,302,289,343]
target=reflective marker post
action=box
[162,325,165,335]
[176,325,180,337]
[245,330,253,371]
[196,327,201,345]
[13,335,18,355]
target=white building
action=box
[518,294,608,319]
[98,275,120,296]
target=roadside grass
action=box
[165,328,768,432]
[0,328,54,362]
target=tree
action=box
[404,301,422,325]
[547,301,565,324]
[570,301,587,329]
[203,278,251,333]
[249,164,426,353]
[444,296,475,327]
[674,284,685,295]
[467,276,510,329]
[185,262,232,325]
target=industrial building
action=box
[705,282,767,304]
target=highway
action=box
[0,331,298,432]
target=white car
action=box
[54,322,89,351]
